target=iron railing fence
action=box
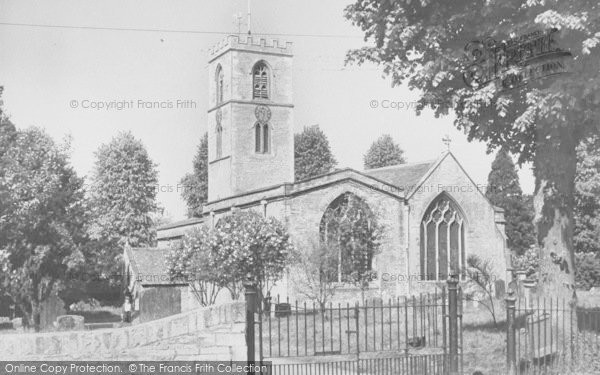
[266,353,449,375]
[509,295,600,375]
[257,292,448,359]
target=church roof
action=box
[362,160,436,191]
[125,247,186,286]
[157,217,203,231]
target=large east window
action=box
[420,194,466,281]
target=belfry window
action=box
[420,194,466,281]
[255,123,269,153]
[252,62,269,99]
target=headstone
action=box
[495,280,506,299]
[589,287,600,295]
[55,315,85,331]
[12,317,23,331]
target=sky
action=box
[0,0,535,221]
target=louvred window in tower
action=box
[252,61,269,99]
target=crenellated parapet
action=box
[209,35,292,60]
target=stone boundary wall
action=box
[0,301,245,360]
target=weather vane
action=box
[442,134,452,150]
[233,12,243,36]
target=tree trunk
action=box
[532,122,577,305]
[31,299,41,332]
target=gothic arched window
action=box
[254,123,269,153]
[215,64,224,105]
[420,194,466,281]
[319,193,377,283]
[252,62,269,99]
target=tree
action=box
[363,134,406,170]
[180,133,208,217]
[168,211,293,302]
[87,131,159,281]
[294,125,337,181]
[464,255,499,327]
[212,211,293,299]
[0,127,86,330]
[291,240,339,312]
[345,1,600,300]
[486,149,535,255]
[166,227,224,306]
[574,136,600,254]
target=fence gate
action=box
[245,277,463,375]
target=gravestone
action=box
[55,315,85,331]
[495,280,506,299]
[12,317,23,331]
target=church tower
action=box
[207,35,294,202]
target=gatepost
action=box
[447,274,459,375]
[506,289,517,375]
[244,281,258,370]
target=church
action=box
[126,35,509,318]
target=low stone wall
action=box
[0,301,246,360]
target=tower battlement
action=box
[209,35,293,60]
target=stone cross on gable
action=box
[442,134,452,150]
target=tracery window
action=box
[420,194,466,281]
[319,193,376,283]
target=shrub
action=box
[575,252,600,290]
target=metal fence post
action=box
[506,289,517,375]
[244,281,258,365]
[447,274,459,375]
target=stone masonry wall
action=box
[0,302,246,361]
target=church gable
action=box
[406,152,508,286]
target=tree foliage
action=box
[0,126,86,330]
[363,134,406,170]
[575,252,600,290]
[213,211,292,297]
[294,125,337,181]
[166,227,224,306]
[486,149,535,255]
[87,131,159,279]
[574,137,600,254]
[167,211,292,302]
[345,0,600,299]
[180,133,208,218]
